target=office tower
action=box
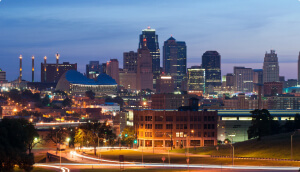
[137,38,153,90]
[139,27,160,88]
[41,55,77,83]
[123,51,138,72]
[298,52,300,85]
[156,75,174,93]
[187,66,205,96]
[86,61,101,79]
[202,51,221,88]
[163,36,187,90]
[0,69,6,82]
[253,69,263,84]
[32,56,34,82]
[101,63,107,74]
[234,67,254,92]
[285,79,298,88]
[106,59,120,85]
[264,82,283,96]
[263,50,279,83]
[226,73,234,87]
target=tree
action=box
[85,90,95,100]
[0,118,36,171]
[42,95,50,106]
[105,96,124,107]
[121,127,135,147]
[74,120,116,155]
[62,97,72,107]
[8,89,22,103]
[247,109,280,140]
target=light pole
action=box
[291,129,300,160]
[228,134,235,166]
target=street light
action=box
[291,129,300,160]
[228,134,235,166]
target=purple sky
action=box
[1,0,300,81]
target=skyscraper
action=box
[163,36,187,90]
[137,38,153,90]
[234,67,253,92]
[263,50,279,83]
[187,66,205,96]
[106,59,120,85]
[86,61,101,79]
[202,51,221,87]
[253,69,263,84]
[139,27,160,88]
[123,51,138,72]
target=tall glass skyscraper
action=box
[263,50,279,83]
[202,51,222,87]
[163,36,187,90]
[139,27,160,88]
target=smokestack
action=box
[44,56,47,82]
[32,56,34,82]
[55,53,60,82]
[19,55,22,83]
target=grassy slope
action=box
[171,132,300,160]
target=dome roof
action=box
[96,73,117,85]
[63,70,117,85]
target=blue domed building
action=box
[56,70,117,96]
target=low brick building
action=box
[134,109,218,148]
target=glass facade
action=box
[202,51,221,87]
[187,66,205,92]
[139,27,160,88]
[163,37,187,90]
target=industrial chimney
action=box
[44,56,47,82]
[32,56,34,82]
[55,53,60,82]
[19,55,22,83]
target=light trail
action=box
[77,146,131,150]
[70,151,136,164]
[70,151,299,171]
[47,163,300,171]
[34,164,70,172]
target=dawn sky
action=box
[1,0,300,81]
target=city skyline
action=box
[1,0,300,81]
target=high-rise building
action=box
[263,50,279,83]
[284,79,297,88]
[234,67,253,92]
[187,66,205,95]
[0,68,6,83]
[137,38,153,90]
[163,36,187,90]
[202,51,221,88]
[86,61,101,79]
[123,51,138,72]
[41,61,77,83]
[225,73,234,87]
[106,59,120,85]
[156,75,174,93]
[298,52,300,85]
[139,27,160,88]
[253,69,263,84]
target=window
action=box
[208,116,211,121]
[180,124,184,129]
[184,116,187,121]
[198,124,201,129]
[212,124,215,129]
[155,124,163,129]
[166,116,173,122]
[145,124,152,129]
[166,124,173,129]
[140,116,144,121]
[190,116,194,121]
[145,116,152,121]
[184,124,187,129]
[208,124,211,129]
[176,124,180,129]
[140,124,143,129]
[145,132,152,137]
[176,132,184,137]
[212,116,215,121]
[212,132,215,137]
[190,124,194,129]
[204,124,207,129]
[155,116,163,121]
[204,116,207,121]
[140,132,143,137]
[155,132,163,137]
[198,132,201,137]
